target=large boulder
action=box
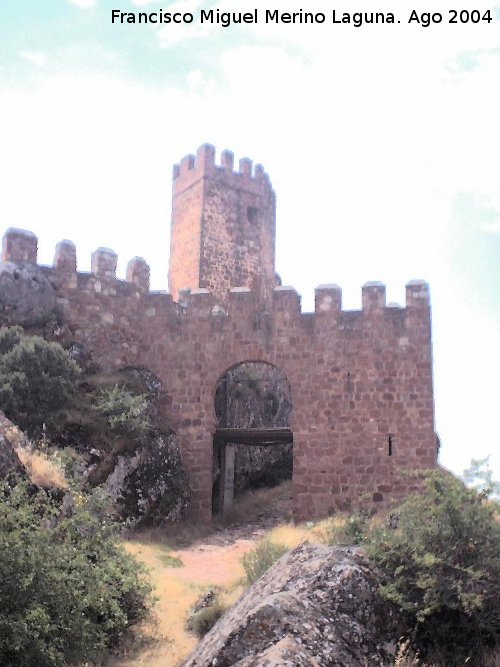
[181,544,396,667]
[104,433,190,525]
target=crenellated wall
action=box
[0,226,436,521]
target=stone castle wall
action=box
[0,226,436,521]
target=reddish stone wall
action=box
[170,145,276,305]
[0,151,436,523]
[0,227,436,522]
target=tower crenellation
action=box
[169,144,276,306]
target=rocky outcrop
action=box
[0,435,26,481]
[0,261,59,329]
[233,637,321,666]
[105,433,190,525]
[0,410,31,450]
[181,544,395,667]
[0,412,28,482]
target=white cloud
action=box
[19,51,47,67]
[68,0,97,8]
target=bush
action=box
[242,538,288,584]
[189,601,227,638]
[94,384,151,440]
[0,327,80,438]
[0,480,153,667]
[325,510,370,546]
[365,471,500,665]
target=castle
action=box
[0,144,437,520]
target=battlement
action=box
[2,227,38,264]
[0,227,430,322]
[178,281,429,319]
[172,144,272,195]
[1,228,152,293]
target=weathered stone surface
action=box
[181,544,395,667]
[0,410,31,450]
[0,262,58,328]
[0,412,28,481]
[0,435,26,480]
[233,637,321,667]
[105,433,190,525]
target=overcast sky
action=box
[1,0,499,480]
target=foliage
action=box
[0,327,80,438]
[94,384,151,440]
[189,601,227,638]
[0,480,153,667]
[242,537,288,584]
[325,510,370,546]
[365,470,500,665]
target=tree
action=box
[366,471,500,665]
[0,327,80,438]
[0,480,152,666]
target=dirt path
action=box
[108,484,294,667]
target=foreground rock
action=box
[0,435,26,481]
[182,543,395,667]
[0,411,28,482]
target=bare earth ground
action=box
[107,482,300,667]
[107,485,500,667]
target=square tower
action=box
[169,144,277,305]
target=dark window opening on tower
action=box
[247,206,259,224]
[388,434,394,456]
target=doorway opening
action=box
[212,362,293,516]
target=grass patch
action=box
[189,601,227,638]
[241,537,288,584]
[16,446,68,489]
[157,549,183,568]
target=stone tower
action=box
[169,144,276,305]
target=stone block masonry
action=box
[0,145,437,521]
[170,144,276,306]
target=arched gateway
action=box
[0,144,437,522]
[213,361,293,515]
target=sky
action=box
[0,0,499,480]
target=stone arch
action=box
[212,359,294,515]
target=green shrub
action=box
[94,384,151,440]
[189,601,227,638]
[365,470,500,665]
[242,538,288,584]
[325,510,370,546]
[0,480,153,667]
[0,327,80,438]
